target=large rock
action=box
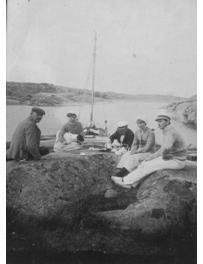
[167,100,197,129]
[7,152,117,219]
[97,167,196,234]
[7,152,196,257]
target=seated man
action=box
[7,107,49,161]
[54,111,84,152]
[111,112,186,188]
[109,121,134,153]
[113,117,155,177]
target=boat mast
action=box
[90,32,97,126]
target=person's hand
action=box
[137,148,144,153]
[41,156,48,160]
[58,137,65,143]
[106,142,112,149]
[130,148,137,155]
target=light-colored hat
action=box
[136,116,147,124]
[117,121,128,128]
[67,110,77,117]
[155,111,171,121]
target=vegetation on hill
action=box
[7,81,186,106]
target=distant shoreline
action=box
[6,81,187,107]
[6,97,108,107]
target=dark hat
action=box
[31,107,45,115]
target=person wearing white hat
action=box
[53,111,84,152]
[112,117,155,177]
[109,121,134,151]
[111,112,186,188]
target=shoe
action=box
[115,167,129,178]
[113,168,122,175]
[111,176,132,189]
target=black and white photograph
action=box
[5,0,197,263]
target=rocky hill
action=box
[6,82,185,106]
[167,95,197,129]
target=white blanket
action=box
[54,131,81,152]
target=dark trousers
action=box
[39,146,50,156]
[6,146,49,161]
[27,146,50,160]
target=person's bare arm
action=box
[58,124,68,143]
[130,133,139,154]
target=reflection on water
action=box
[6,101,196,146]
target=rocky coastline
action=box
[167,97,197,129]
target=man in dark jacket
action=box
[109,121,134,150]
[7,107,49,161]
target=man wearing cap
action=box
[111,112,186,188]
[109,121,134,150]
[54,111,84,152]
[113,117,155,177]
[7,107,49,161]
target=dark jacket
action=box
[110,128,134,149]
[7,117,41,161]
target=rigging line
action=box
[101,99,107,121]
[96,82,107,123]
[90,32,97,125]
[77,55,93,119]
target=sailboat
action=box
[83,32,108,138]
[23,33,109,152]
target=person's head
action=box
[136,117,147,130]
[67,111,77,121]
[155,114,171,129]
[30,107,45,123]
[117,121,128,134]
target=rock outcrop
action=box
[167,99,197,129]
[7,152,196,257]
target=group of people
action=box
[109,114,186,189]
[7,107,187,190]
[6,107,84,161]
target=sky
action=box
[6,0,196,97]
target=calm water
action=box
[6,101,196,146]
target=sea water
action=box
[6,100,197,146]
